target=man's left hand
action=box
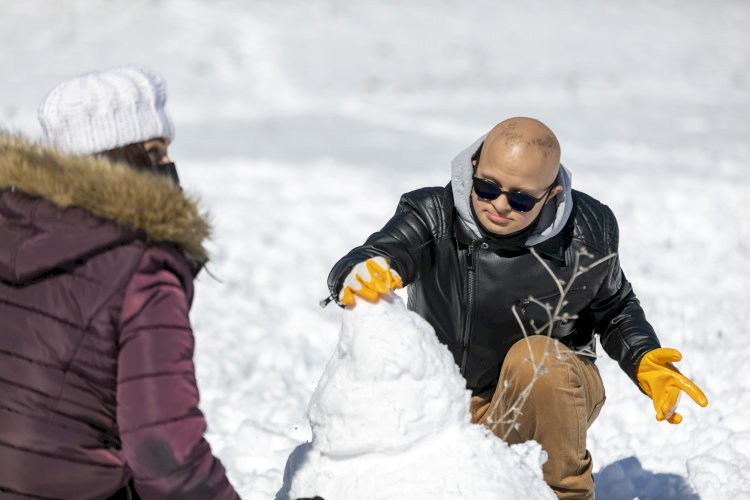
[636,348,708,424]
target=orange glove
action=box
[338,257,403,307]
[636,348,708,424]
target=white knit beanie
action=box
[38,65,175,155]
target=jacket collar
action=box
[453,209,569,264]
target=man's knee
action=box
[503,335,572,387]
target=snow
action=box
[2,0,750,498]
[280,296,554,499]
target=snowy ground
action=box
[2,0,750,498]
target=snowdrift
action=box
[278,295,555,500]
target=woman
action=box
[0,66,239,499]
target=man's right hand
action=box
[339,257,403,307]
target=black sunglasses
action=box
[472,176,556,213]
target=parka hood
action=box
[450,133,573,246]
[0,134,211,283]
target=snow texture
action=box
[2,1,750,499]
[280,296,554,499]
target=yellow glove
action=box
[636,348,708,424]
[339,257,403,307]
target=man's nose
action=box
[491,193,511,212]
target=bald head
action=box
[481,117,561,186]
[471,118,563,235]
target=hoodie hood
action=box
[0,134,211,283]
[450,133,573,246]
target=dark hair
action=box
[97,142,153,171]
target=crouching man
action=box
[324,117,708,499]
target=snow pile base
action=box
[279,295,554,500]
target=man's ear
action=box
[471,142,484,169]
[545,185,564,203]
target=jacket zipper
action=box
[518,285,589,315]
[519,285,588,305]
[460,242,476,373]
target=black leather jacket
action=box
[328,185,660,393]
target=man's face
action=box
[471,143,561,236]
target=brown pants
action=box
[471,336,605,500]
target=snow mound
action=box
[280,295,554,500]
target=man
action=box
[325,117,708,499]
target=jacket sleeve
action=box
[587,207,661,387]
[117,246,239,500]
[327,190,438,302]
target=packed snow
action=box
[2,1,750,499]
[279,296,554,500]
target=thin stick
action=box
[483,249,616,439]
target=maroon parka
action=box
[0,136,240,499]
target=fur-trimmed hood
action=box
[0,134,210,282]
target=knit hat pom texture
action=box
[38,65,175,155]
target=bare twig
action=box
[484,249,616,440]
